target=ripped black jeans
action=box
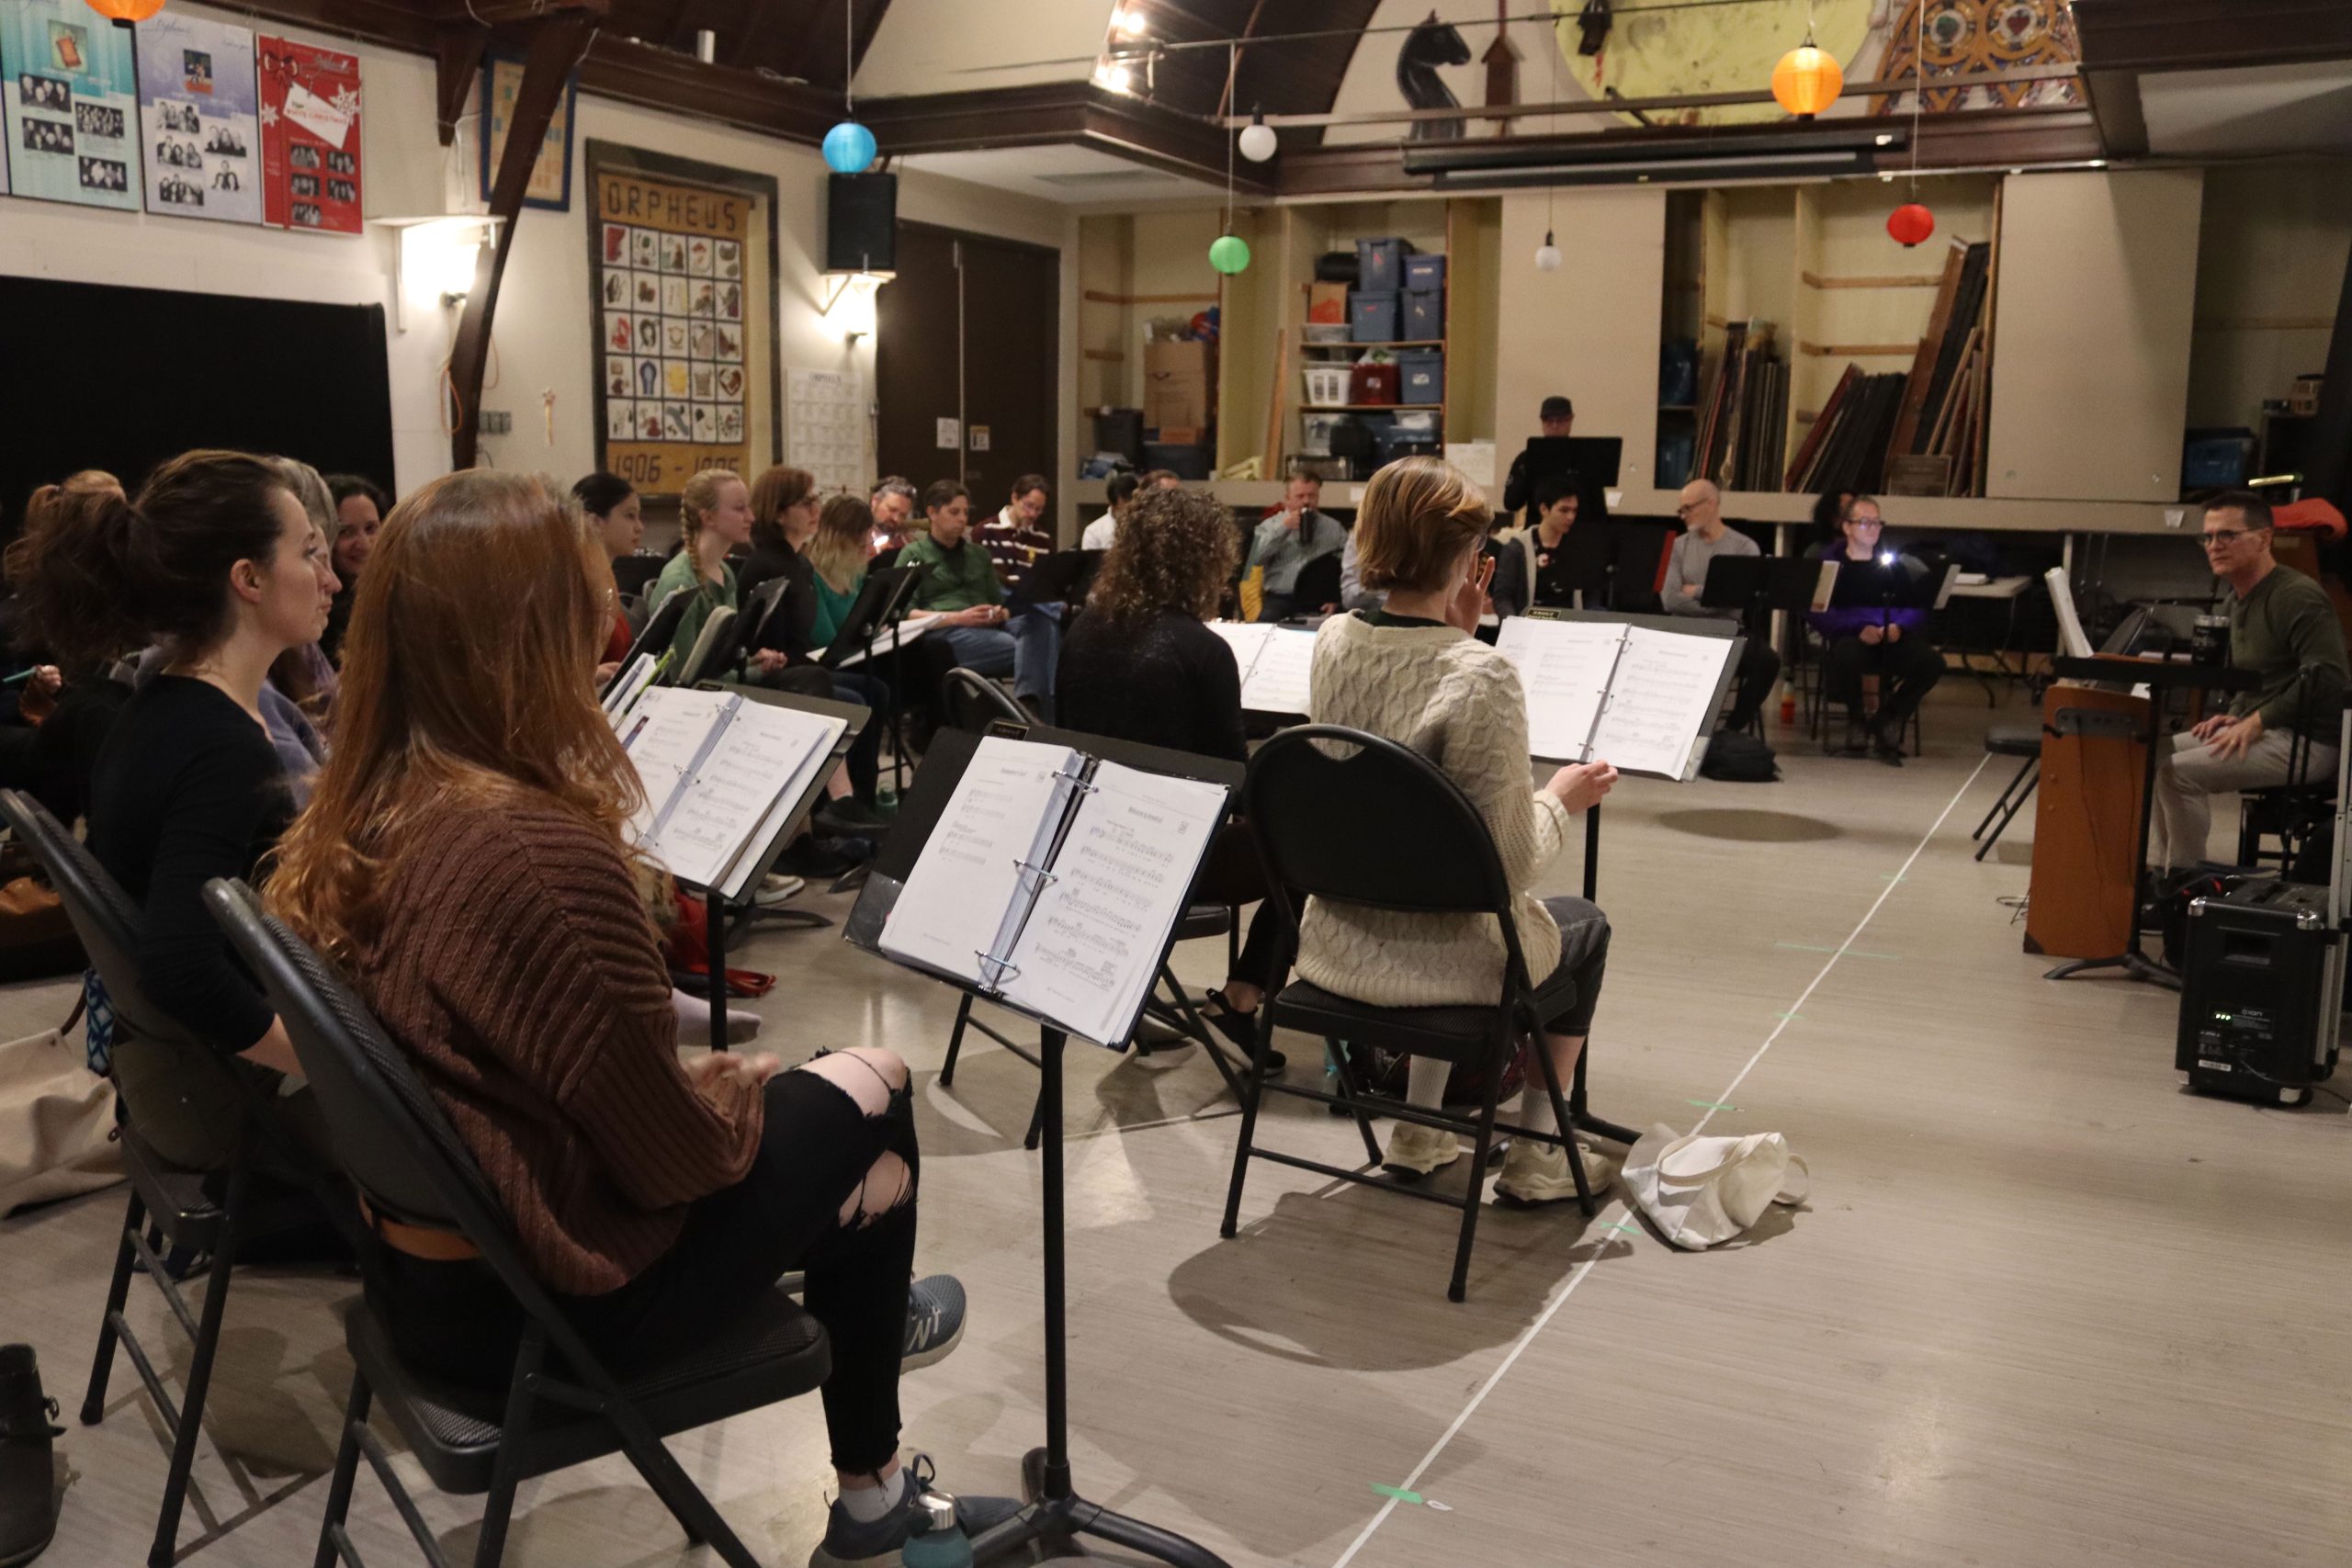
[373,1053,920,1472]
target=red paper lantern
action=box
[1887,202,1936,248]
[85,0,166,20]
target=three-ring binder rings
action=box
[878,735,1227,1048]
[613,684,848,897]
[1496,610,1745,781]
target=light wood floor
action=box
[6,691,2349,1568]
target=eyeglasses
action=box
[2199,530,2253,549]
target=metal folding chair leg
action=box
[80,1187,144,1425]
[1974,761,2039,862]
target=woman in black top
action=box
[1057,487,1285,1062]
[9,450,340,1172]
[742,474,888,823]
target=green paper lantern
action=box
[1208,234,1250,275]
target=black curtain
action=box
[0,275,396,541]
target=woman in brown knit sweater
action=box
[268,470,1007,1564]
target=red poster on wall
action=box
[255,36,361,234]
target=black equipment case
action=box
[2175,878,2344,1107]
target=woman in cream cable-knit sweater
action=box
[1301,457,1622,1203]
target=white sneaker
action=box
[754,873,806,908]
[1381,1118,1463,1179]
[1494,1136,1620,1207]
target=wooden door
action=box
[876,221,1060,527]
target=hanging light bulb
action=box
[1534,229,1562,272]
[1208,232,1250,275]
[1112,5,1149,38]
[1093,59,1134,95]
[1238,109,1276,163]
[1770,34,1843,119]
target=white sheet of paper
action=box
[604,654,657,725]
[618,688,732,840]
[1495,616,1625,762]
[831,613,936,669]
[1586,626,1738,780]
[1812,561,1840,615]
[1205,621,1274,683]
[879,736,1079,986]
[643,701,846,893]
[1241,626,1317,715]
[1001,760,1227,1046]
[2045,566,2092,660]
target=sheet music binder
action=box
[1503,608,1744,782]
[616,685,850,899]
[870,732,1231,1048]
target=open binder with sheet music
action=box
[1497,609,1744,781]
[1206,621,1317,716]
[873,734,1228,1048]
[614,684,849,897]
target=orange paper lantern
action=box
[1887,202,1936,248]
[85,0,167,20]
[1770,39,1842,119]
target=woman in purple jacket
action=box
[1807,497,1942,762]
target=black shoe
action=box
[0,1345,61,1567]
[1204,990,1286,1072]
[776,833,856,878]
[1869,720,1906,766]
[814,804,884,840]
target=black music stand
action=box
[820,562,930,794]
[1516,435,1620,526]
[845,724,1238,1568]
[1007,548,1102,613]
[660,682,868,1050]
[2042,655,2260,989]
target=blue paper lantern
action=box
[823,121,876,175]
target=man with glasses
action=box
[2151,491,2348,870]
[1664,479,1781,733]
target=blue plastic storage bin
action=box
[1401,287,1443,340]
[1355,238,1408,291]
[1396,349,1444,406]
[1349,291,1399,344]
[1404,254,1447,291]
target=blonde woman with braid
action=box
[647,468,774,671]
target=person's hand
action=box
[27,666,61,699]
[1544,760,1619,814]
[2189,712,2232,741]
[2206,712,2264,761]
[749,649,789,674]
[686,1051,783,1092]
[950,605,1000,627]
[1679,583,1702,599]
[1884,623,1904,643]
[1281,507,1302,534]
[1860,625,1885,646]
[594,660,621,685]
[1446,555,1495,633]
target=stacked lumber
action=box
[1694,321,1788,493]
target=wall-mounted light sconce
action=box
[820,268,892,344]
[376,214,503,333]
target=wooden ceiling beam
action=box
[2073,0,2352,74]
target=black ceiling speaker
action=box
[827,172,897,274]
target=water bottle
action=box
[899,1489,972,1568]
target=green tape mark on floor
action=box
[1688,1099,1737,1111]
[1775,1011,1804,1021]
[1371,1483,1423,1506]
[1605,1222,1641,1236]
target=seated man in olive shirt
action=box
[2151,491,2349,870]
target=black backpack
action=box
[1700,729,1779,782]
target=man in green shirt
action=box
[899,479,1057,716]
[2151,491,2348,869]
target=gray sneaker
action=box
[900,1275,965,1371]
[807,1454,1023,1568]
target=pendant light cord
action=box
[1224,40,1237,234]
[1907,0,1925,198]
[845,0,855,115]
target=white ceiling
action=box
[2138,59,2352,157]
[897,142,1227,208]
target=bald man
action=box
[1665,479,1781,734]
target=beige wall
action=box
[0,1,1078,525]
[2188,160,2352,433]
[1987,167,2204,503]
[1494,186,1666,496]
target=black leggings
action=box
[373,1060,918,1472]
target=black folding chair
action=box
[612,553,668,599]
[201,879,831,1568]
[671,605,740,690]
[1973,722,2041,862]
[0,790,335,1568]
[1217,728,1612,1303]
[599,586,692,700]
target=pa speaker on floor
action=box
[828,173,896,274]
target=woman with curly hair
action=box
[1056,486,1286,1065]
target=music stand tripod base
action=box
[963,1028,1233,1568]
[2042,950,2182,990]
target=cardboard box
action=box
[1144,339,1214,432]
[1307,282,1349,323]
